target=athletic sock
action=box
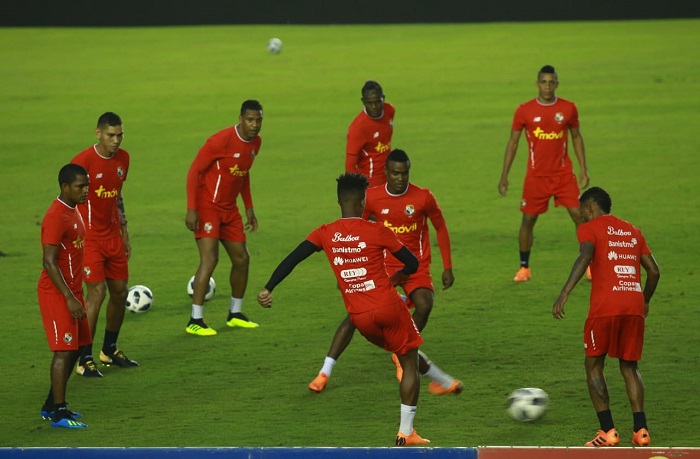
[191,304,204,320]
[597,409,615,432]
[43,388,54,409]
[102,329,119,354]
[320,357,337,377]
[229,297,243,314]
[399,404,417,436]
[519,251,530,268]
[633,411,648,432]
[80,344,93,364]
[422,362,454,388]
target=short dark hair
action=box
[337,172,369,202]
[580,186,612,214]
[96,112,122,129]
[361,80,383,98]
[386,149,410,168]
[538,65,556,77]
[60,163,88,187]
[240,99,263,116]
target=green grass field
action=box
[0,19,699,447]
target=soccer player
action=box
[309,149,461,394]
[184,100,264,336]
[552,187,660,447]
[498,65,590,282]
[72,112,139,377]
[258,172,459,445]
[38,164,91,428]
[346,80,395,187]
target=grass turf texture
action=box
[0,19,698,447]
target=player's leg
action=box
[221,239,258,328]
[77,280,107,377]
[48,350,86,428]
[515,175,549,282]
[186,237,220,336]
[584,354,619,446]
[408,287,433,332]
[99,277,138,367]
[559,174,591,279]
[620,359,650,445]
[308,315,356,393]
[395,348,429,445]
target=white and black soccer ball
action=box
[267,37,283,54]
[187,275,216,301]
[126,285,153,313]
[507,387,549,422]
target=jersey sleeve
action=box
[424,190,453,270]
[511,104,526,131]
[577,222,596,245]
[186,135,218,210]
[41,210,65,247]
[345,122,364,171]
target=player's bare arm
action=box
[245,207,258,232]
[640,253,661,317]
[552,241,594,319]
[499,130,522,196]
[117,194,131,259]
[570,127,589,189]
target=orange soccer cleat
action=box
[513,267,531,282]
[428,379,464,396]
[632,428,651,446]
[395,429,430,446]
[585,428,620,447]
[308,372,329,393]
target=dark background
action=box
[1,0,698,27]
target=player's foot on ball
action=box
[226,312,259,329]
[586,266,593,281]
[391,353,403,381]
[50,407,87,429]
[75,359,104,377]
[428,379,464,395]
[395,429,430,446]
[513,267,531,282]
[632,428,651,446]
[585,428,620,447]
[100,349,139,367]
[308,372,329,393]
[186,320,217,336]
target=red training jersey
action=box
[306,217,406,314]
[72,146,129,240]
[578,215,651,318]
[363,183,452,271]
[346,103,395,187]
[38,198,86,294]
[186,125,262,212]
[511,97,580,177]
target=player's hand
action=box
[498,178,509,196]
[578,171,590,190]
[390,270,410,286]
[66,295,86,320]
[644,301,650,318]
[245,208,258,232]
[257,289,273,308]
[185,209,199,232]
[442,268,454,290]
[552,292,568,320]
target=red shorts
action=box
[521,172,580,215]
[195,204,245,242]
[350,298,423,355]
[38,288,92,351]
[583,315,645,361]
[83,235,129,283]
[396,265,434,307]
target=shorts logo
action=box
[83,266,92,278]
[521,199,527,208]
[404,205,415,217]
[63,333,73,345]
[203,222,213,233]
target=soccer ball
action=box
[126,285,153,313]
[267,37,283,54]
[187,275,216,301]
[507,387,549,422]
